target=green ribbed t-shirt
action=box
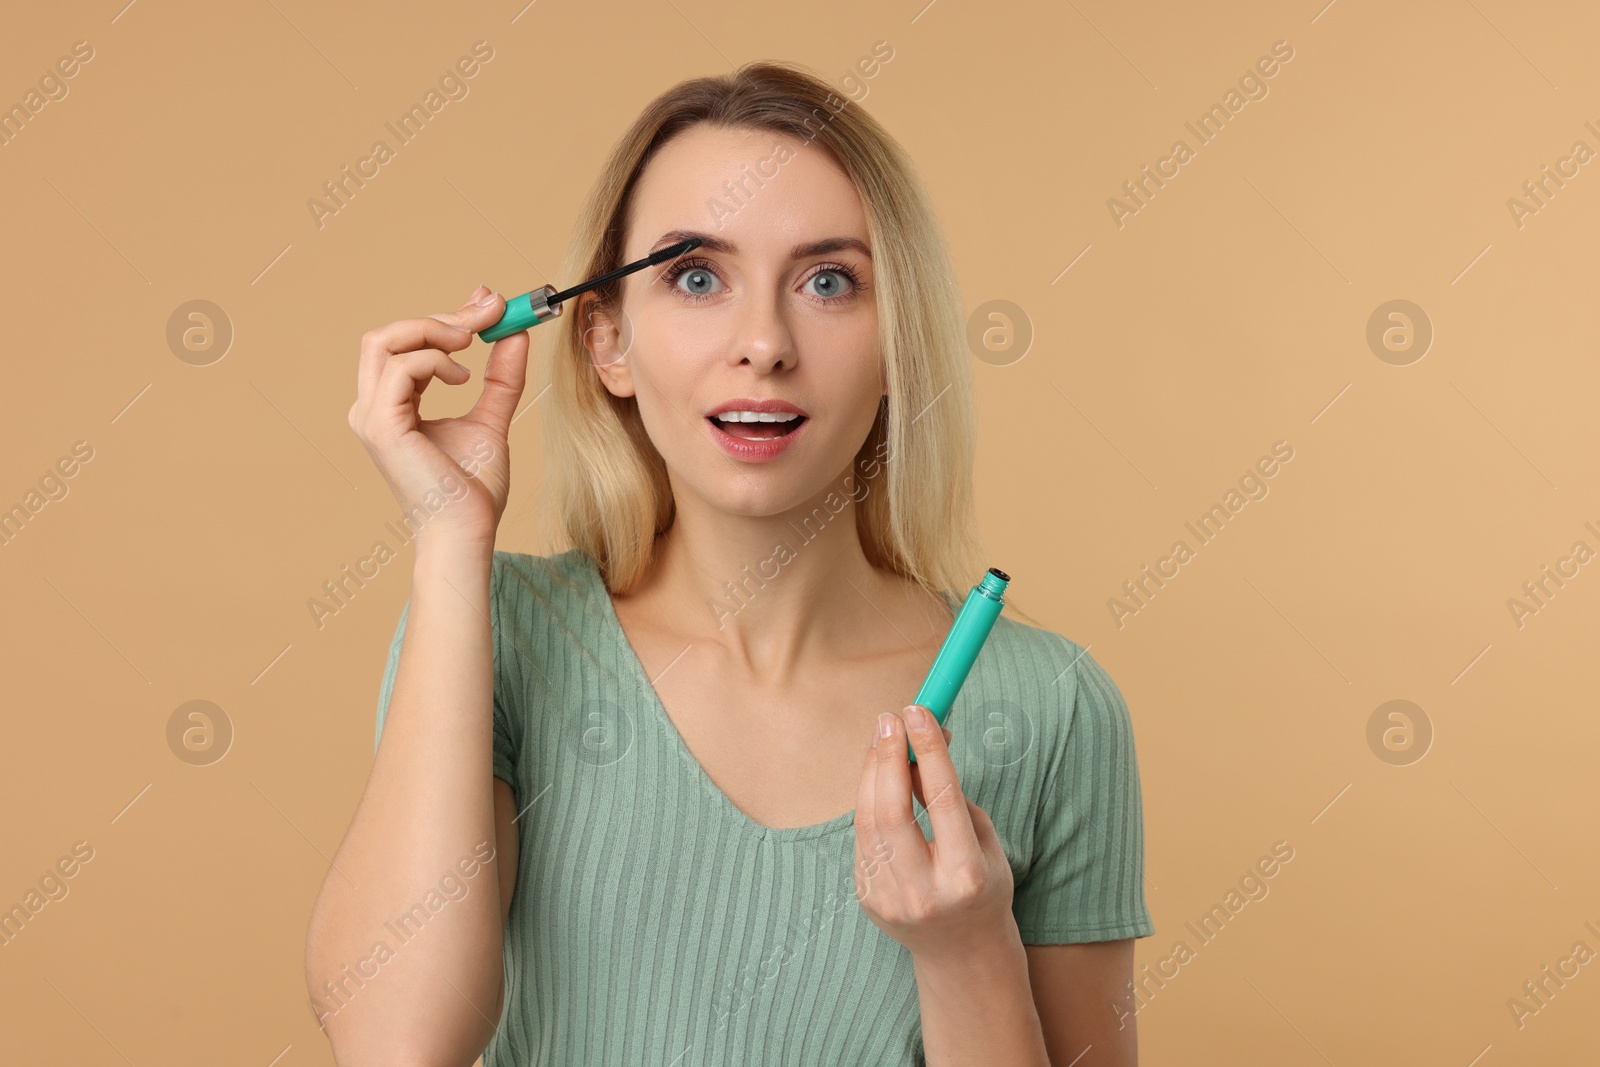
[373,548,1153,1065]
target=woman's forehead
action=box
[628,126,867,256]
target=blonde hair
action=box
[536,60,987,606]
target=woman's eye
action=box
[674,268,722,297]
[805,269,853,299]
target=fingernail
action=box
[903,704,929,730]
[473,287,498,306]
[465,284,488,304]
[878,712,897,740]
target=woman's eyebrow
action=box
[648,229,871,260]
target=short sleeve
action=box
[1011,639,1154,944]
[373,599,408,754]
[372,566,519,788]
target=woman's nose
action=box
[728,294,796,371]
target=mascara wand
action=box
[477,237,703,343]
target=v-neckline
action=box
[583,551,863,843]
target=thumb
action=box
[467,327,530,436]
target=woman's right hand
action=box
[348,284,530,550]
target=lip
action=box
[706,409,809,462]
[704,397,810,418]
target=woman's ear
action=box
[581,295,635,398]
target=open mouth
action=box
[707,414,808,440]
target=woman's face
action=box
[587,122,882,519]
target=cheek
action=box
[637,310,728,373]
[811,363,886,459]
[825,331,885,411]
[626,333,716,433]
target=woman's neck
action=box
[622,496,931,684]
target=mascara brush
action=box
[477,237,703,343]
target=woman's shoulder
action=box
[486,546,605,645]
[978,613,1133,758]
[490,546,596,593]
[984,612,1113,697]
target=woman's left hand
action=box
[852,704,1017,962]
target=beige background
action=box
[3,0,1596,1063]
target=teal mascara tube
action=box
[907,567,1010,764]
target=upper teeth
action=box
[715,411,800,423]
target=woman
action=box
[307,61,1153,1066]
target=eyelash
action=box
[659,257,867,304]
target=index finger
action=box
[357,315,477,404]
[864,713,933,882]
[902,705,981,857]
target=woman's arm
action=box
[304,542,507,1065]
[910,937,1137,1066]
[307,288,529,1064]
[911,921,1051,1065]
[1026,940,1138,1066]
